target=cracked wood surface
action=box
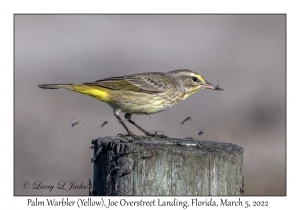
[91,136,244,196]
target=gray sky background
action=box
[14,15,285,195]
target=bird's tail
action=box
[38,84,77,90]
[38,83,112,103]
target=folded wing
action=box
[84,72,173,94]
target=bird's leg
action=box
[124,113,153,136]
[113,108,136,138]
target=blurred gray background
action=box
[14,15,285,196]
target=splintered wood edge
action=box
[91,136,243,156]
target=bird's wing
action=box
[83,72,174,93]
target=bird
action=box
[38,69,223,138]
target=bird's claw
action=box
[117,133,138,140]
[147,133,167,138]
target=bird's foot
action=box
[146,133,168,138]
[117,133,139,140]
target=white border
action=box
[2,0,297,209]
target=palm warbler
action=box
[38,69,223,138]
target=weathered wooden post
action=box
[90,136,244,196]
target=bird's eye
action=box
[192,77,198,82]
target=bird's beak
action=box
[202,81,224,91]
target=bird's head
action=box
[168,69,223,98]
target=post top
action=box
[91,136,243,155]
